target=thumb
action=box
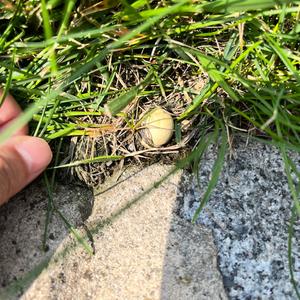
[0,136,52,205]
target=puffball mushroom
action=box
[139,107,174,148]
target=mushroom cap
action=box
[141,107,174,148]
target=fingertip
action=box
[15,137,53,176]
[0,136,52,205]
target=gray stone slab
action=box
[179,137,300,299]
[161,216,227,300]
[0,180,93,296]
[0,165,226,299]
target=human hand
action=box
[0,91,52,205]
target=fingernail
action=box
[15,137,52,174]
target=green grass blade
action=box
[288,206,300,299]
[202,0,297,13]
[264,34,300,83]
[0,54,13,107]
[192,122,228,223]
[197,54,240,101]
[41,0,58,73]
[54,208,94,255]
[42,173,54,252]
[53,155,124,169]
[280,148,300,216]
[45,125,77,140]
[92,69,117,110]
[104,70,153,116]
[57,0,77,38]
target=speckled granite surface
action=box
[179,137,300,299]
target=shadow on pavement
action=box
[0,178,94,298]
